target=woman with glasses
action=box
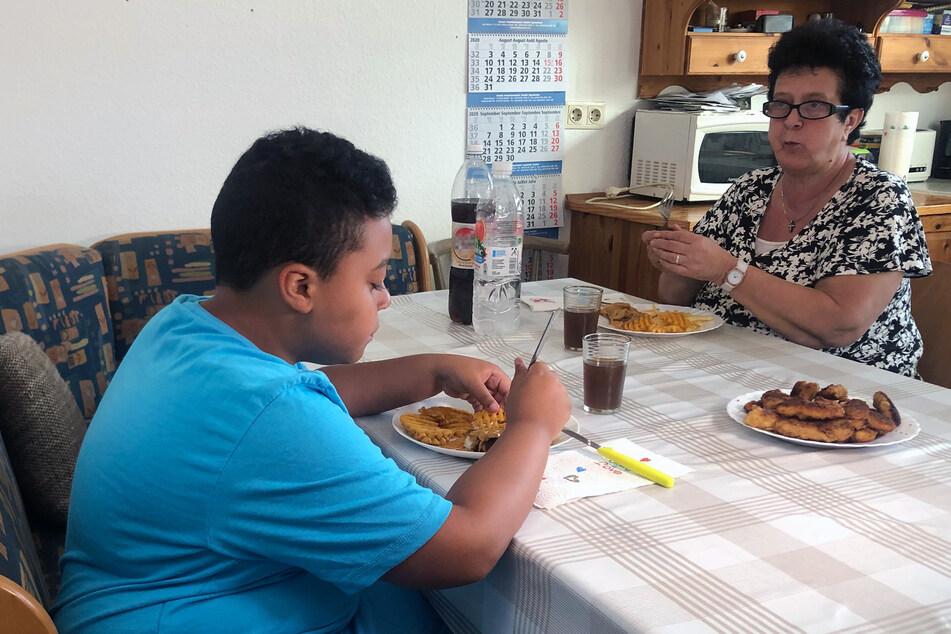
[642,17,931,377]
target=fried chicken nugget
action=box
[873,392,901,427]
[744,405,780,431]
[852,428,879,443]
[774,396,845,420]
[817,384,849,401]
[791,381,820,400]
[842,398,871,421]
[866,411,897,435]
[773,417,855,443]
[760,389,788,409]
[600,303,643,324]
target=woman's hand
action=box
[642,225,734,285]
[435,355,512,413]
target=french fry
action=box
[601,302,712,333]
[400,406,506,450]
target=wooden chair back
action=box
[911,260,951,388]
[427,235,569,291]
[0,576,57,634]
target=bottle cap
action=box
[491,161,513,176]
[466,143,484,155]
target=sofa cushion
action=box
[0,244,116,417]
[387,223,420,295]
[0,432,51,609]
[0,332,86,530]
[94,231,215,363]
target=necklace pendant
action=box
[787,220,796,233]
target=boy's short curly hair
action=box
[211,128,397,291]
[767,18,881,143]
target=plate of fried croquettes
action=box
[727,380,920,448]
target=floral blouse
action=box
[691,158,932,377]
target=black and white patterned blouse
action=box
[691,158,932,377]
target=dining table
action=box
[352,278,951,633]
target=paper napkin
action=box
[534,439,692,509]
[520,292,631,312]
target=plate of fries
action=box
[392,397,580,459]
[598,302,722,337]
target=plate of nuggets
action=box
[727,381,920,448]
[393,397,580,459]
[599,302,723,337]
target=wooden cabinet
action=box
[877,35,951,72]
[685,34,777,74]
[565,191,951,302]
[637,0,950,98]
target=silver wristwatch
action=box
[720,258,749,293]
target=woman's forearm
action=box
[657,271,705,305]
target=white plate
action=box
[726,390,920,448]
[392,398,580,460]
[598,303,723,337]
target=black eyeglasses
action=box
[762,100,851,120]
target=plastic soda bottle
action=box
[449,143,493,324]
[473,161,523,336]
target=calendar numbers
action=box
[469,1,567,20]
[511,163,562,229]
[467,110,564,163]
[468,35,566,93]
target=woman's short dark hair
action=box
[211,127,397,291]
[767,18,881,143]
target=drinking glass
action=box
[563,285,602,350]
[582,332,630,414]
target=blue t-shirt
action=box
[53,295,452,633]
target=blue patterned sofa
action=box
[0,223,431,620]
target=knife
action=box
[560,428,675,488]
[528,311,556,367]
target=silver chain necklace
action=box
[777,156,854,234]
[778,181,816,233]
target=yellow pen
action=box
[561,428,675,488]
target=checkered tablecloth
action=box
[354,280,951,633]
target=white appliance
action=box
[860,128,937,182]
[630,109,775,201]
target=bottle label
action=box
[451,221,475,270]
[477,244,523,278]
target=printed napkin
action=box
[520,292,630,312]
[534,439,692,509]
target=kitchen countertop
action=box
[566,184,951,229]
[908,178,951,196]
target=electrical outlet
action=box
[566,102,606,129]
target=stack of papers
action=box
[648,84,767,113]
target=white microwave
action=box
[630,109,776,202]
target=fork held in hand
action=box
[659,191,673,229]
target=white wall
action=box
[3,2,948,254]
[866,82,951,132]
[0,0,640,253]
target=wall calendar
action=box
[468,1,566,21]
[466,4,568,274]
[465,93,564,164]
[467,30,566,94]
[512,161,562,230]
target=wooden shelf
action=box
[637,0,949,98]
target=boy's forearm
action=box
[322,355,441,416]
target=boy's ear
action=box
[277,263,319,314]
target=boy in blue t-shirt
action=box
[52,128,571,633]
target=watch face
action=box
[728,270,743,285]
